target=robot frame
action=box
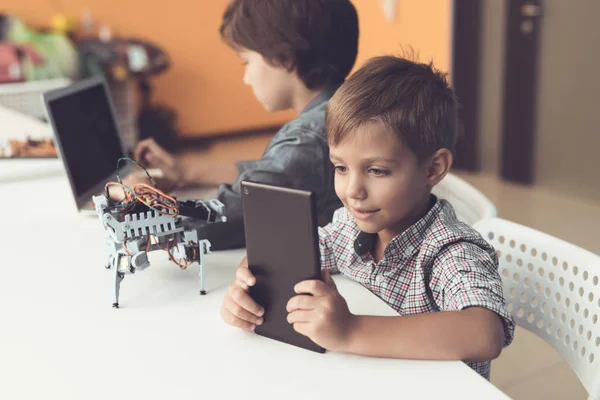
[93,158,226,308]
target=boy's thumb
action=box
[321,268,337,288]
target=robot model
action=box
[93,158,226,308]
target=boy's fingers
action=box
[134,139,175,171]
[133,138,158,164]
[236,266,256,286]
[239,255,248,269]
[291,322,311,337]
[133,139,151,162]
[224,296,264,326]
[294,279,330,296]
[228,285,264,317]
[220,307,256,332]
[286,294,318,312]
[287,310,313,324]
[147,141,171,161]
[145,148,172,170]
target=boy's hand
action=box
[286,269,356,351]
[107,171,177,201]
[133,138,183,188]
[220,256,265,331]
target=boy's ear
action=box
[426,148,453,186]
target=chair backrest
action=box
[432,172,497,226]
[474,217,600,399]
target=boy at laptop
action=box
[126,0,359,249]
[220,55,515,380]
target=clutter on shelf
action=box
[0,14,79,83]
[0,11,181,156]
[1,137,57,158]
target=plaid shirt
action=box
[318,197,515,380]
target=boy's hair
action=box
[219,0,359,90]
[326,56,458,161]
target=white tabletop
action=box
[0,158,64,183]
[0,176,510,400]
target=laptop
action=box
[241,180,325,353]
[42,75,135,213]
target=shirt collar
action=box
[352,195,443,260]
[299,85,340,115]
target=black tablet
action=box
[241,181,325,353]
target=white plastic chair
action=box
[474,218,600,400]
[432,172,497,226]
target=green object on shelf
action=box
[3,15,79,81]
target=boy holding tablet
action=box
[220,55,514,380]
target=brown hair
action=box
[326,55,458,161]
[219,0,359,90]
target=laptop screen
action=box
[46,80,125,199]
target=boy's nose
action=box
[346,175,367,200]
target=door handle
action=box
[521,3,542,18]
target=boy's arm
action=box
[180,156,239,187]
[350,242,514,361]
[429,242,516,350]
[335,242,514,362]
[217,127,329,225]
[341,307,505,362]
[289,242,514,362]
[198,129,330,251]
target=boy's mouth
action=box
[350,207,380,221]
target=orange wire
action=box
[122,240,132,256]
[154,235,189,269]
[106,182,188,267]
[105,182,179,217]
[167,238,190,269]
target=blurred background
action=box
[1,1,598,398]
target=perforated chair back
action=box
[475,218,600,399]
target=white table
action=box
[0,176,510,400]
[0,158,64,183]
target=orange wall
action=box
[3,0,452,137]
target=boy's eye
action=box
[334,165,347,173]
[368,168,389,177]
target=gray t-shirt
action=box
[198,86,342,250]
